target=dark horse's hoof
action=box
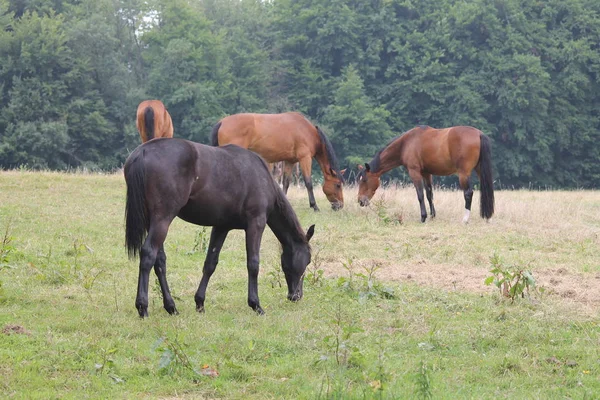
[254,306,265,315]
[166,306,179,316]
[196,305,205,314]
[137,306,149,318]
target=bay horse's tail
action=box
[210,121,222,146]
[144,106,155,141]
[478,134,495,219]
[125,151,149,259]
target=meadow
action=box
[1,170,599,399]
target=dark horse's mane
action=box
[250,150,309,246]
[315,126,344,183]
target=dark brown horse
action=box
[136,100,174,143]
[124,138,314,317]
[357,125,494,223]
[211,112,345,211]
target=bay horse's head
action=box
[357,164,380,207]
[322,168,346,211]
[281,224,315,301]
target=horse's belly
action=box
[177,202,245,229]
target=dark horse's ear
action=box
[365,163,371,172]
[306,224,315,242]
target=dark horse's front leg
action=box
[136,223,170,318]
[409,170,428,223]
[195,226,230,313]
[245,218,267,314]
[299,157,319,211]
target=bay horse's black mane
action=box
[315,125,344,183]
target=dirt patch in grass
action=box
[321,260,600,314]
[2,324,31,336]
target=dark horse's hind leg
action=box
[195,226,230,313]
[423,173,436,218]
[154,246,178,315]
[299,157,319,211]
[409,170,428,223]
[136,222,170,318]
[459,172,474,224]
[245,217,267,314]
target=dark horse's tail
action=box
[144,106,155,140]
[478,134,495,219]
[125,151,149,259]
[210,121,222,146]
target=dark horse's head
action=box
[357,163,381,207]
[281,224,315,301]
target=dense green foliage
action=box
[0,0,599,187]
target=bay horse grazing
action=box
[124,138,315,317]
[211,112,345,211]
[357,125,494,223]
[136,100,174,143]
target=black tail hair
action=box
[144,106,155,141]
[210,121,222,146]
[125,151,148,259]
[478,134,495,219]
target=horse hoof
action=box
[138,307,149,318]
[255,306,265,315]
[196,305,205,314]
[166,306,179,315]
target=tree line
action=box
[0,0,599,188]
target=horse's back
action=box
[216,112,318,163]
[407,126,482,175]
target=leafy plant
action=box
[414,360,433,399]
[337,258,395,303]
[152,330,219,379]
[187,227,209,255]
[305,245,325,286]
[484,253,537,302]
[318,304,364,368]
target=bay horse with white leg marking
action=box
[136,100,174,143]
[211,112,345,211]
[124,138,314,317]
[357,125,494,223]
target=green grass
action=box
[1,171,599,399]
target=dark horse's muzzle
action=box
[287,281,304,302]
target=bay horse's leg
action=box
[154,245,178,315]
[281,162,294,195]
[423,173,436,218]
[245,217,267,314]
[195,226,230,313]
[459,172,474,224]
[409,169,427,223]
[299,157,319,211]
[136,221,170,318]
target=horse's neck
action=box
[314,143,333,177]
[376,136,406,175]
[267,198,306,249]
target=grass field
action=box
[1,170,599,399]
